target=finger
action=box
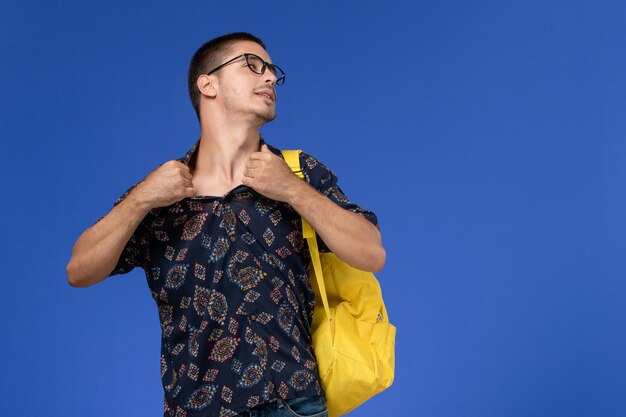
[185,186,196,197]
[261,144,271,153]
[248,151,271,161]
[179,165,193,178]
[183,179,194,188]
[246,160,260,169]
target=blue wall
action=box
[1,1,625,416]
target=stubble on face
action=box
[217,41,278,125]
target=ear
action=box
[196,74,217,99]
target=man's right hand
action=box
[132,160,196,209]
[66,161,195,288]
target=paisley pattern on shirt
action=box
[106,138,378,417]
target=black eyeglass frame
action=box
[206,53,285,85]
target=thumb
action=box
[261,144,270,153]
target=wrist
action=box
[286,179,318,209]
[125,184,154,214]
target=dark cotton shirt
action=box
[106,138,379,417]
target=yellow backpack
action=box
[282,150,396,417]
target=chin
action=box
[260,110,277,123]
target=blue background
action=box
[1,1,625,416]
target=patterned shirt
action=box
[106,138,379,417]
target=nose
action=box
[263,67,277,86]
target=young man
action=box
[66,33,385,417]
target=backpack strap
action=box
[281,150,332,321]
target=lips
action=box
[255,88,275,102]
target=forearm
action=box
[66,191,152,287]
[287,182,386,272]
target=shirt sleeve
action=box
[299,151,379,253]
[95,183,152,276]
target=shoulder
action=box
[299,151,333,174]
[265,141,338,188]
[297,150,339,192]
[269,144,332,172]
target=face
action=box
[211,40,279,124]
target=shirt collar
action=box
[177,136,280,167]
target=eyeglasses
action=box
[206,53,285,85]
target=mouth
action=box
[255,89,275,102]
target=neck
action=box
[193,112,263,183]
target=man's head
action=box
[188,33,282,124]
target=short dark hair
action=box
[188,32,267,120]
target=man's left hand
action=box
[242,144,303,203]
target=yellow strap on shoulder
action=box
[281,150,332,321]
